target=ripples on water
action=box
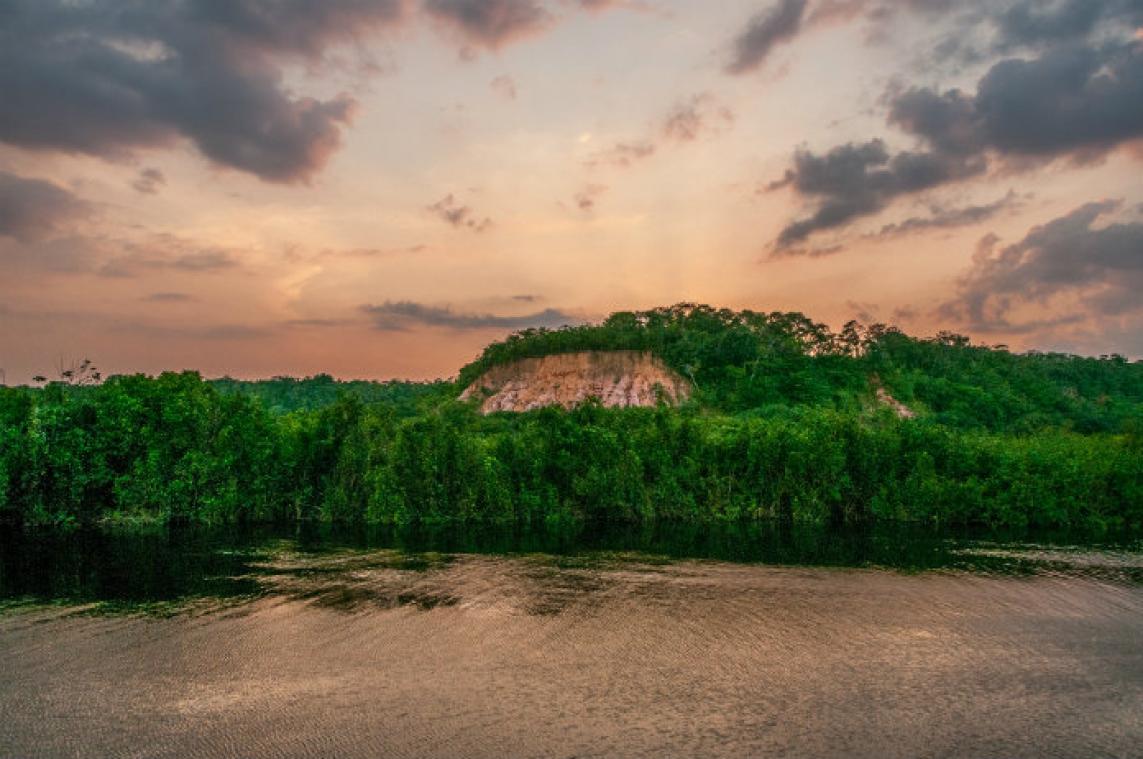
[1,523,1141,758]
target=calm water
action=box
[1,523,1141,758]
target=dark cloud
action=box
[770,139,985,249]
[584,140,657,168]
[0,171,89,242]
[423,0,553,52]
[770,242,844,259]
[770,4,1143,248]
[996,0,1103,48]
[877,0,1143,68]
[662,93,735,142]
[184,0,408,56]
[994,0,1143,50]
[427,194,492,232]
[363,301,580,330]
[872,191,1022,238]
[0,0,406,183]
[944,200,1143,330]
[726,0,808,75]
[131,168,166,195]
[891,43,1143,161]
[728,0,1139,79]
[727,0,969,63]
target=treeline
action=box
[0,373,1139,529]
[210,374,452,415]
[460,304,1143,433]
[2,304,1140,529]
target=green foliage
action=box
[457,304,1143,431]
[2,305,1140,529]
[210,374,453,416]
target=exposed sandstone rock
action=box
[459,350,691,413]
[875,385,916,419]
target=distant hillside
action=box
[459,304,1143,433]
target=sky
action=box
[1,0,1142,384]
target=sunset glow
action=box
[3,0,1142,383]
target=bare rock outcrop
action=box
[460,351,691,413]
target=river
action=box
[1,523,1141,758]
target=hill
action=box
[1,304,1140,530]
[458,304,1142,433]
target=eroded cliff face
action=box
[459,350,691,413]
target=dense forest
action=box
[1,305,1140,529]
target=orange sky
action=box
[2,0,1141,383]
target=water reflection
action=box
[1,521,1140,614]
[2,522,1141,759]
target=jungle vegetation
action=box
[2,305,1140,529]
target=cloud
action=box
[574,184,608,211]
[846,299,880,324]
[0,0,407,183]
[427,194,492,232]
[769,139,985,249]
[890,43,1143,161]
[131,168,166,195]
[769,242,844,259]
[363,301,580,330]
[662,93,735,142]
[994,0,1143,50]
[423,0,554,52]
[769,7,1143,248]
[490,74,518,100]
[0,171,89,242]
[144,292,194,303]
[726,0,808,75]
[584,140,657,168]
[185,0,408,56]
[583,94,734,172]
[943,200,1143,330]
[728,0,972,62]
[872,191,1023,239]
[726,0,1139,78]
[98,233,242,277]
